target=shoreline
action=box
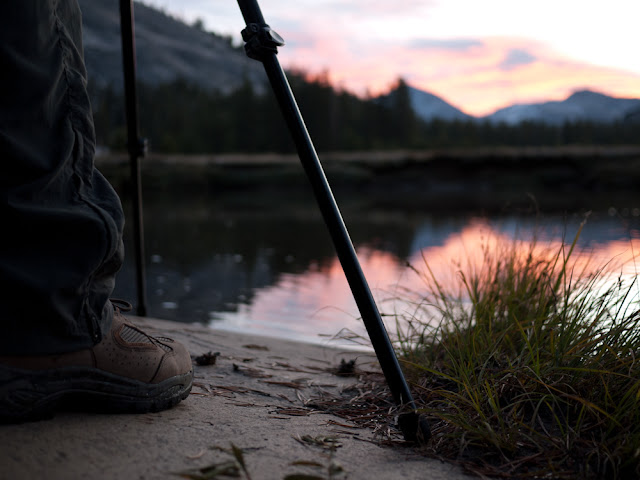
[97,146,640,213]
[96,145,640,166]
[0,316,467,480]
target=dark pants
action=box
[0,1,124,355]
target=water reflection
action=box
[112,192,640,347]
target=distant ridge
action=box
[484,90,640,125]
[408,87,472,122]
[403,83,640,126]
[377,83,471,122]
[79,0,264,93]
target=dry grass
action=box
[388,218,640,478]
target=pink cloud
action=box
[277,33,640,116]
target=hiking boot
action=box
[0,302,193,423]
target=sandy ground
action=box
[0,316,469,480]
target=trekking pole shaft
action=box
[265,56,415,408]
[237,0,265,24]
[119,0,148,316]
[237,0,415,409]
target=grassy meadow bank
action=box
[395,222,640,478]
[98,145,640,213]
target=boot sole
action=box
[0,365,193,423]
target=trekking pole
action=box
[236,0,430,443]
[119,0,148,316]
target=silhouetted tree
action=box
[88,72,640,154]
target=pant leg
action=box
[0,1,125,355]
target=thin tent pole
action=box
[119,0,148,316]
[236,0,430,443]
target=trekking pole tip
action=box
[398,411,431,444]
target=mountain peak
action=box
[406,86,471,122]
[486,89,640,125]
[568,89,604,98]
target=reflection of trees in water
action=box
[113,190,429,322]
[112,188,640,324]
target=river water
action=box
[112,190,640,349]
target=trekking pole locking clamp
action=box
[241,23,285,61]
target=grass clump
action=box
[397,220,640,479]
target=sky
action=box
[142,0,640,116]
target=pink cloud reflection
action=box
[212,219,640,347]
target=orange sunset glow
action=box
[146,0,640,116]
[212,219,640,346]
[281,35,640,117]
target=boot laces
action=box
[111,299,172,352]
